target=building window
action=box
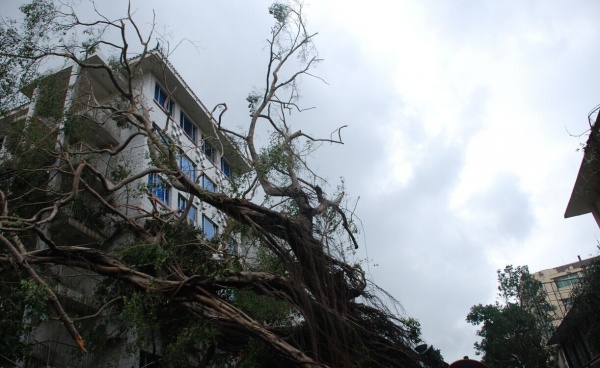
[152,122,172,146]
[204,141,215,162]
[201,174,216,192]
[554,273,579,289]
[221,157,231,179]
[202,215,217,239]
[154,83,174,115]
[178,154,196,181]
[148,173,170,206]
[178,195,197,224]
[139,351,161,367]
[179,112,196,141]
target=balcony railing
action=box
[68,110,120,150]
[49,202,107,247]
[28,340,96,368]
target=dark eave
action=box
[565,106,600,218]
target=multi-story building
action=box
[533,257,599,368]
[532,256,597,327]
[1,51,247,367]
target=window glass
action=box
[178,195,197,224]
[139,351,161,368]
[204,141,215,162]
[178,154,196,181]
[554,273,579,289]
[152,123,172,146]
[154,83,174,115]
[221,157,231,178]
[202,215,217,239]
[202,174,216,192]
[148,173,170,205]
[179,112,196,141]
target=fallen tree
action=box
[0,1,435,367]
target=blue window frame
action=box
[178,154,196,181]
[204,141,215,162]
[178,195,197,224]
[202,215,217,239]
[179,112,196,141]
[201,174,216,192]
[148,173,170,205]
[154,83,174,115]
[221,157,231,178]
[152,122,172,146]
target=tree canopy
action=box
[568,259,600,352]
[0,1,435,367]
[466,265,557,368]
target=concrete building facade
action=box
[532,256,597,327]
[1,51,247,367]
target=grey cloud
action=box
[467,174,535,241]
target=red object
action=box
[449,358,488,368]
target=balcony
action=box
[67,112,119,150]
[49,202,108,247]
[28,339,97,368]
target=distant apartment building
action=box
[532,256,597,327]
[532,256,599,368]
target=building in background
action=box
[532,256,599,368]
[532,256,597,327]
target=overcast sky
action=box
[3,0,600,362]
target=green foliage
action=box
[269,2,291,24]
[402,317,423,345]
[234,290,292,325]
[164,325,204,367]
[0,113,58,221]
[33,75,67,120]
[569,260,600,351]
[119,241,175,270]
[256,136,300,185]
[237,337,292,368]
[21,279,49,321]
[0,272,49,362]
[0,0,58,111]
[234,247,292,324]
[246,92,261,115]
[111,163,132,182]
[121,291,168,347]
[20,0,56,34]
[467,265,557,368]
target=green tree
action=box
[569,259,600,352]
[0,1,428,367]
[467,265,558,368]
